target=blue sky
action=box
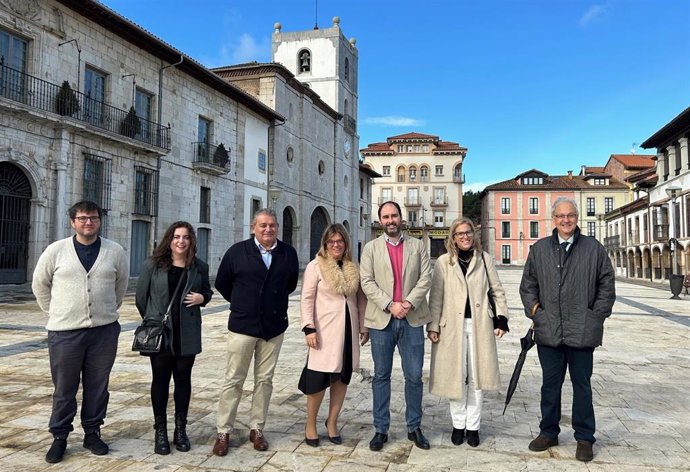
[100,0,690,191]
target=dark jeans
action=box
[369,318,425,433]
[149,354,196,417]
[47,321,120,438]
[537,344,596,443]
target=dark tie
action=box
[561,241,570,252]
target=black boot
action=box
[173,412,191,452]
[154,416,170,455]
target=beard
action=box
[384,223,401,237]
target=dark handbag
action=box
[132,271,185,353]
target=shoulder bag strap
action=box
[163,271,186,325]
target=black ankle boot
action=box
[154,416,170,455]
[173,412,190,452]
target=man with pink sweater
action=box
[360,201,432,451]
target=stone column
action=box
[679,137,689,171]
[667,145,678,177]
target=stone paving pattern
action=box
[0,267,689,471]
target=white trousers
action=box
[449,318,483,431]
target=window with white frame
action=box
[530,221,539,238]
[409,166,417,182]
[501,197,511,214]
[586,197,595,216]
[604,197,614,213]
[407,187,419,205]
[587,221,596,237]
[502,221,510,238]
[434,212,444,227]
[435,165,443,176]
[420,166,429,182]
[502,245,511,264]
[382,165,391,176]
[529,197,539,214]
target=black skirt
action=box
[298,304,353,395]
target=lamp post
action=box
[665,185,682,299]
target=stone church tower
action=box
[270,17,362,259]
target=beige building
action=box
[360,132,466,257]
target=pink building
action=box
[481,169,628,265]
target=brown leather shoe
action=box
[212,433,229,456]
[249,429,269,451]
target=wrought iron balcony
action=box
[404,197,421,207]
[604,235,620,249]
[430,196,448,207]
[192,141,230,175]
[0,61,170,149]
[653,224,669,242]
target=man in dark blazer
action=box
[212,209,299,456]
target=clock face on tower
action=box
[343,138,352,157]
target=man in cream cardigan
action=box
[32,201,128,463]
[360,201,432,451]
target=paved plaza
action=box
[0,267,689,471]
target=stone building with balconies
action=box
[0,0,282,283]
[360,132,466,257]
[605,106,690,285]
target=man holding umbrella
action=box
[519,197,615,462]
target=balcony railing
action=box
[404,197,421,207]
[0,61,170,149]
[653,224,669,242]
[192,141,230,175]
[604,235,620,249]
[430,196,448,207]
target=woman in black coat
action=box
[136,221,213,455]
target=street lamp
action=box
[665,185,682,299]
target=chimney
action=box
[580,165,586,175]
[567,170,573,179]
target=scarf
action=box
[316,255,360,297]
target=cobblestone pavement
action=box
[0,267,689,471]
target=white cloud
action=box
[201,33,270,68]
[579,5,606,27]
[362,116,425,127]
[232,33,267,63]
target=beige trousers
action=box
[216,330,284,433]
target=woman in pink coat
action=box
[299,224,368,447]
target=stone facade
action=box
[213,17,367,267]
[0,0,280,283]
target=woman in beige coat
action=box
[427,218,509,447]
[299,224,368,447]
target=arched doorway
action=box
[310,207,330,258]
[282,207,295,246]
[0,162,32,284]
[343,220,350,234]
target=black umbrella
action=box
[502,325,536,415]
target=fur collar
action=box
[316,255,360,297]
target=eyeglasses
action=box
[452,231,474,238]
[553,213,577,220]
[327,239,345,247]
[74,216,100,223]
